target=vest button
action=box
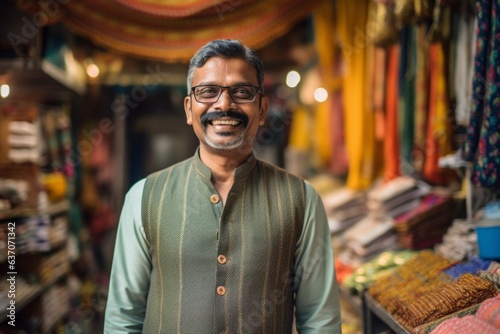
[217,255,227,264]
[216,286,226,296]
[210,194,220,204]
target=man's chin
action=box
[205,136,246,151]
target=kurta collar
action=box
[192,147,257,182]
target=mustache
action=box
[200,111,249,127]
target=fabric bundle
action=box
[396,273,498,328]
[394,194,455,249]
[343,214,396,259]
[322,188,367,234]
[443,257,492,280]
[434,219,479,261]
[367,176,429,218]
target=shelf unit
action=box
[0,200,71,333]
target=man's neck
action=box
[199,145,251,203]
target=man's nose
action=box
[213,88,236,110]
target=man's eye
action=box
[232,87,251,97]
[198,87,218,95]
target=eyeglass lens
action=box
[193,85,258,103]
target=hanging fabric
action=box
[462,0,500,189]
[384,45,401,182]
[16,0,324,62]
[335,0,382,190]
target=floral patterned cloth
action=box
[462,0,500,189]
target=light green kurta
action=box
[104,151,342,334]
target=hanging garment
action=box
[384,45,401,182]
[423,42,453,185]
[462,0,500,189]
[335,0,382,190]
[398,26,417,175]
[413,25,430,173]
[454,13,476,126]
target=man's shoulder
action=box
[146,156,194,180]
[256,158,305,183]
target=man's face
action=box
[184,57,268,154]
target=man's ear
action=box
[259,95,269,125]
[184,96,193,125]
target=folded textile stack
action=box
[367,176,430,218]
[435,219,478,261]
[343,214,396,259]
[7,121,40,163]
[394,194,456,250]
[321,188,366,234]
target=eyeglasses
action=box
[191,85,262,104]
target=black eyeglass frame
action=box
[190,85,263,104]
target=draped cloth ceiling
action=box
[19,0,324,62]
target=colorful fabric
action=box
[398,26,416,173]
[423,42,453,185]
[462,0,500,189]
[18,0,324,62]
[397,274,498,328]
[413,25,429,173]
[476,293,500,328]
[430,315,500,334]
[384,45,401,182]
[444,257,493,280]
[335,0,382,190]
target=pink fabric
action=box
[477,294,500,329]
[430,316,500,334]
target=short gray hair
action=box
[186,39,264,94]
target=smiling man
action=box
[104,39,341,334]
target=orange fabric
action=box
[384,45,401,182]
[423,43,453,185]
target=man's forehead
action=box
[192,57,257,81]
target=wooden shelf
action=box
[0,199,70,221]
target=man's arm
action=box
[293,182,342,333]
[104,179,152,333]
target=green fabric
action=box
[104,148,342,334]
[142,150,305,333]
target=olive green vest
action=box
[142,151,305,334]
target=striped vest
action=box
[142,151,305,333]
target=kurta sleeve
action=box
[293,182,342,333]
[104,179,152,333]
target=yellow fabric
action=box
[334,0,381,190]
[434,43,453,156]
[313,100,332,167]
[288,105,312,151]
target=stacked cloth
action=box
[394,194,455,250]
[343,214,397,259]
[435,219,479,261]
[367,176,430,218]
[321,188,366,234]
[368,250,500,332]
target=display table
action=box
[363,292,410,334]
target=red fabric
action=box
[384,45,400,182]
